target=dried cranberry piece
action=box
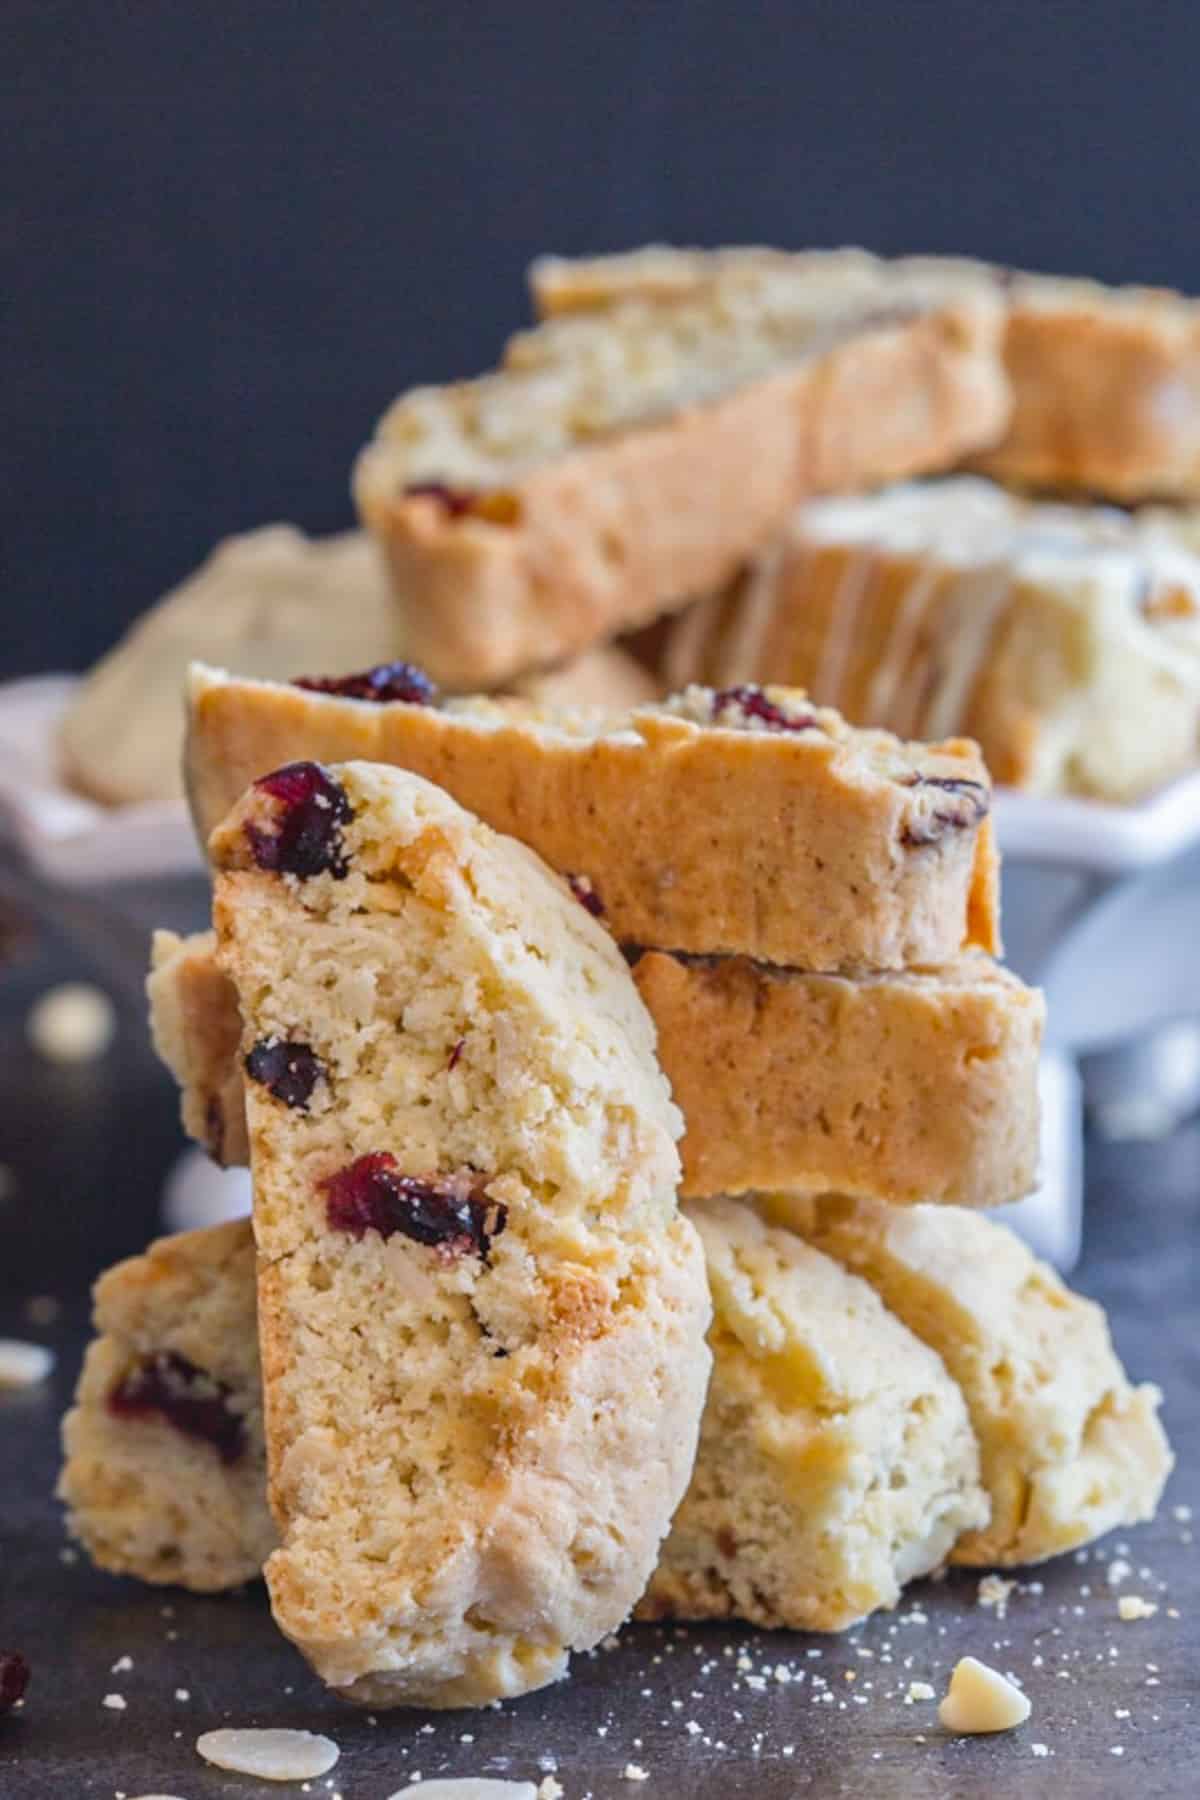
[901,774,990,847]
[405,480,476,517]
[0,1653,29,1715]
[245,762,353,879]
[446,1037,465,1071]
[711,685,815,733]
[321,1152,506,1258]
[567,873,605,917]
[293,662,438,705]
[246,1039,325,1109]
[108,1353,247,1466]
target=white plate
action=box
[6,672,1200,887]
[0,676,200,885]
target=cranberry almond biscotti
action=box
[776,1193,1174,1566]
[186,666,1001,973]
[533,245,1200,503]
[204,761,711,1707]
[148,932,1041,1209]
[60,1203,1170,1614]
[353,253,1009,686]
[664,478,1200,801]
[59,1210,987,1631]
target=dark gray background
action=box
[6,0,1200,676]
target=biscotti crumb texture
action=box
[638,1198,987,1630]
[354,252,1009,686]
[186,665,1000,972]
[58,1221,274,1591]
[776,1193,1173,1564]
[208,761,710,1706]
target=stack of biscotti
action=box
[531,246,1200,801]
[62,664,1172,1652]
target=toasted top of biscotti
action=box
[355,249,1003,504]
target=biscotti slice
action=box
[533,245,1200,502]
[208,761,711,1708]
[639,1198,987,1629]
[60,1210,984,1632]
[58,1221,274,1591]
[58,527,402,807]
[149,931,1040,1208]
[665,477,1200,801]
[353,256,1009,687]
[186,665,1000,971]
[778,1194,1173,1564]
[632,950,1043,1207]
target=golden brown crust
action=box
[533,245,1200,502]
[147,929,1041,1210]
[633,950,1043,1206]
[354,298,1008,687]
[186,667,1000,972]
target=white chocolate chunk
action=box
[0,1339,54,1388]
[27,983,116,1063]
[939,1657,1031,1734]
[196,1728,339,1780]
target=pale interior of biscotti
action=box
[357,254,982,491]
[648,1200,986,1629]
[779,1195,1171,1563]
[214,767,687,1683]
[58,1221,273,1591]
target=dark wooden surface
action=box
[1,919,1197,1798]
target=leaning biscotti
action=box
[58,1221,274,1591]
[148,931,1040,1208]
[632,950,1042,1206]
[186,667,1000,971]
[207,762,710,1708]
[533,244,1200,502]
[353,254,1010,687]
[638,1198,987,1630]
[776,1194,1174,1564]
[664,478,1200,802]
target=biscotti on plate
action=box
[638,1198,987,1630]
[664,477,1200,801]
[533,244,1200,502]
[632,950,1043,1206]
[148,931,1040,1209]
[186,666,1000,971]
[205,760,709,1707]
[353,252,1009,687]
[58,1220,273,1591]
[777,1193,1174,1564]
[58,527,402,807]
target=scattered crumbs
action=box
[905,1682,935,1704]
[1111,1746,1125,1757]
[459,1731,474,1743]
[1107,1557,1133,1587]
[601,1634,621,1652]
[621,1764,650,1783]
[175,1688,190,1702]
[59,1546,79,1565]
[110,1656,133,1674]
[1032,1743,1050,1757]
[102,1694,127,1711]
[978,1584,1014,1627]
[1173,1504,1193,1523]
[1115,1707,1130,1719]
[1118,1596,1159,1622]
[538,1779,564,1800]
[685,1721,701,1736]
